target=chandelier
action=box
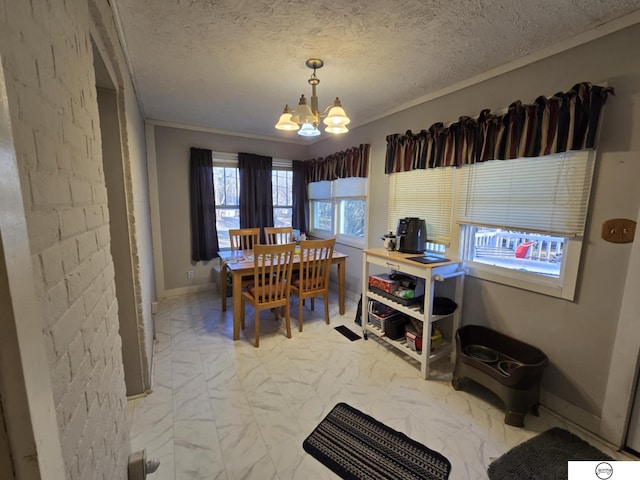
[275,58,350,137]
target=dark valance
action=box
[385,82,614,174]
[306,144,370,183]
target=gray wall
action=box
[151,125,366,300]
[307,23,640,430]
[152,126,310,292]
[149,23,640,436]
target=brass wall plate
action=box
[601,218,636,243]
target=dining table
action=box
[218,248,348,341]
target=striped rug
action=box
[303,402,451,480]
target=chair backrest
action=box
[251,243,296,304]
[229,228,260,251]
[264,226,293,245]
[298,238,336,294]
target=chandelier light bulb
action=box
[298,122,321,137]
[325,124,348,134]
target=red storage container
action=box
[368,273,399,294]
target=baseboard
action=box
[159,284,216,298]
[540,388,601,435]
[327,284,360,303]
[126,392,148,401]
[159,282,359,308]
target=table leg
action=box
[220,261,227,311]
[232,271,242,340]
[338,258,345,315]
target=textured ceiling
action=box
[111,0,640,142]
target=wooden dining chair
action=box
[290,238,336,332]
[220,228,260,310]
[264,226,293,245]
[240,242,296,347]
[229,228,260,251]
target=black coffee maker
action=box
[396,217,427,253]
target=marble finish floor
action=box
[128,290,628,479]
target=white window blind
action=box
[334,177,367,197]
[388,168,454,245]
[309,178,367,199]
[308,181,332,199]
[455,150,595,236]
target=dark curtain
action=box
[189,147,219,261]
[384,82,614,173]
[239,152,273,242]
[306,144,370,182]
[291,160,308,233]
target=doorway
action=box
[93,42,146,396]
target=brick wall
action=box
[0,0,132,478]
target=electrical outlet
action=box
[187,270,194,279]
[151,301,158,314]
[602,218,636,243]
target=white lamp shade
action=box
[290,95,317,125]
[298,123,321,137]
[275,111,299,131]
[325,124,348,134]
[323,98,350,127]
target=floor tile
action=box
[128,290,630,479]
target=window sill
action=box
[335,234,364,249]
[308,231,364,249]
[465,260,575,300]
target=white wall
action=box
[0,0,153,476]
[307,23,640,436]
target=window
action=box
[388,167,453,249]
[453,150,596,300]
[213,164,239,250]
[272,169,293,227]
[212,154,293,249]
[309,177,367,247]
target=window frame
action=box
[308,177,367,248]
[388,166,454,247]
[213,155,240,251]
[448,150,596,301]
[212,153,294,250]
[453,224,582,300]
[272,164,293,228]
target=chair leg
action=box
[298,295,304,332]
[254,308,260,347]
[311,298,315,311]
[284,303,292,339]
[324,294,330,325]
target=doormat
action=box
[334,325,362,341]
[303,402,451,480]
[488,427,612,480]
